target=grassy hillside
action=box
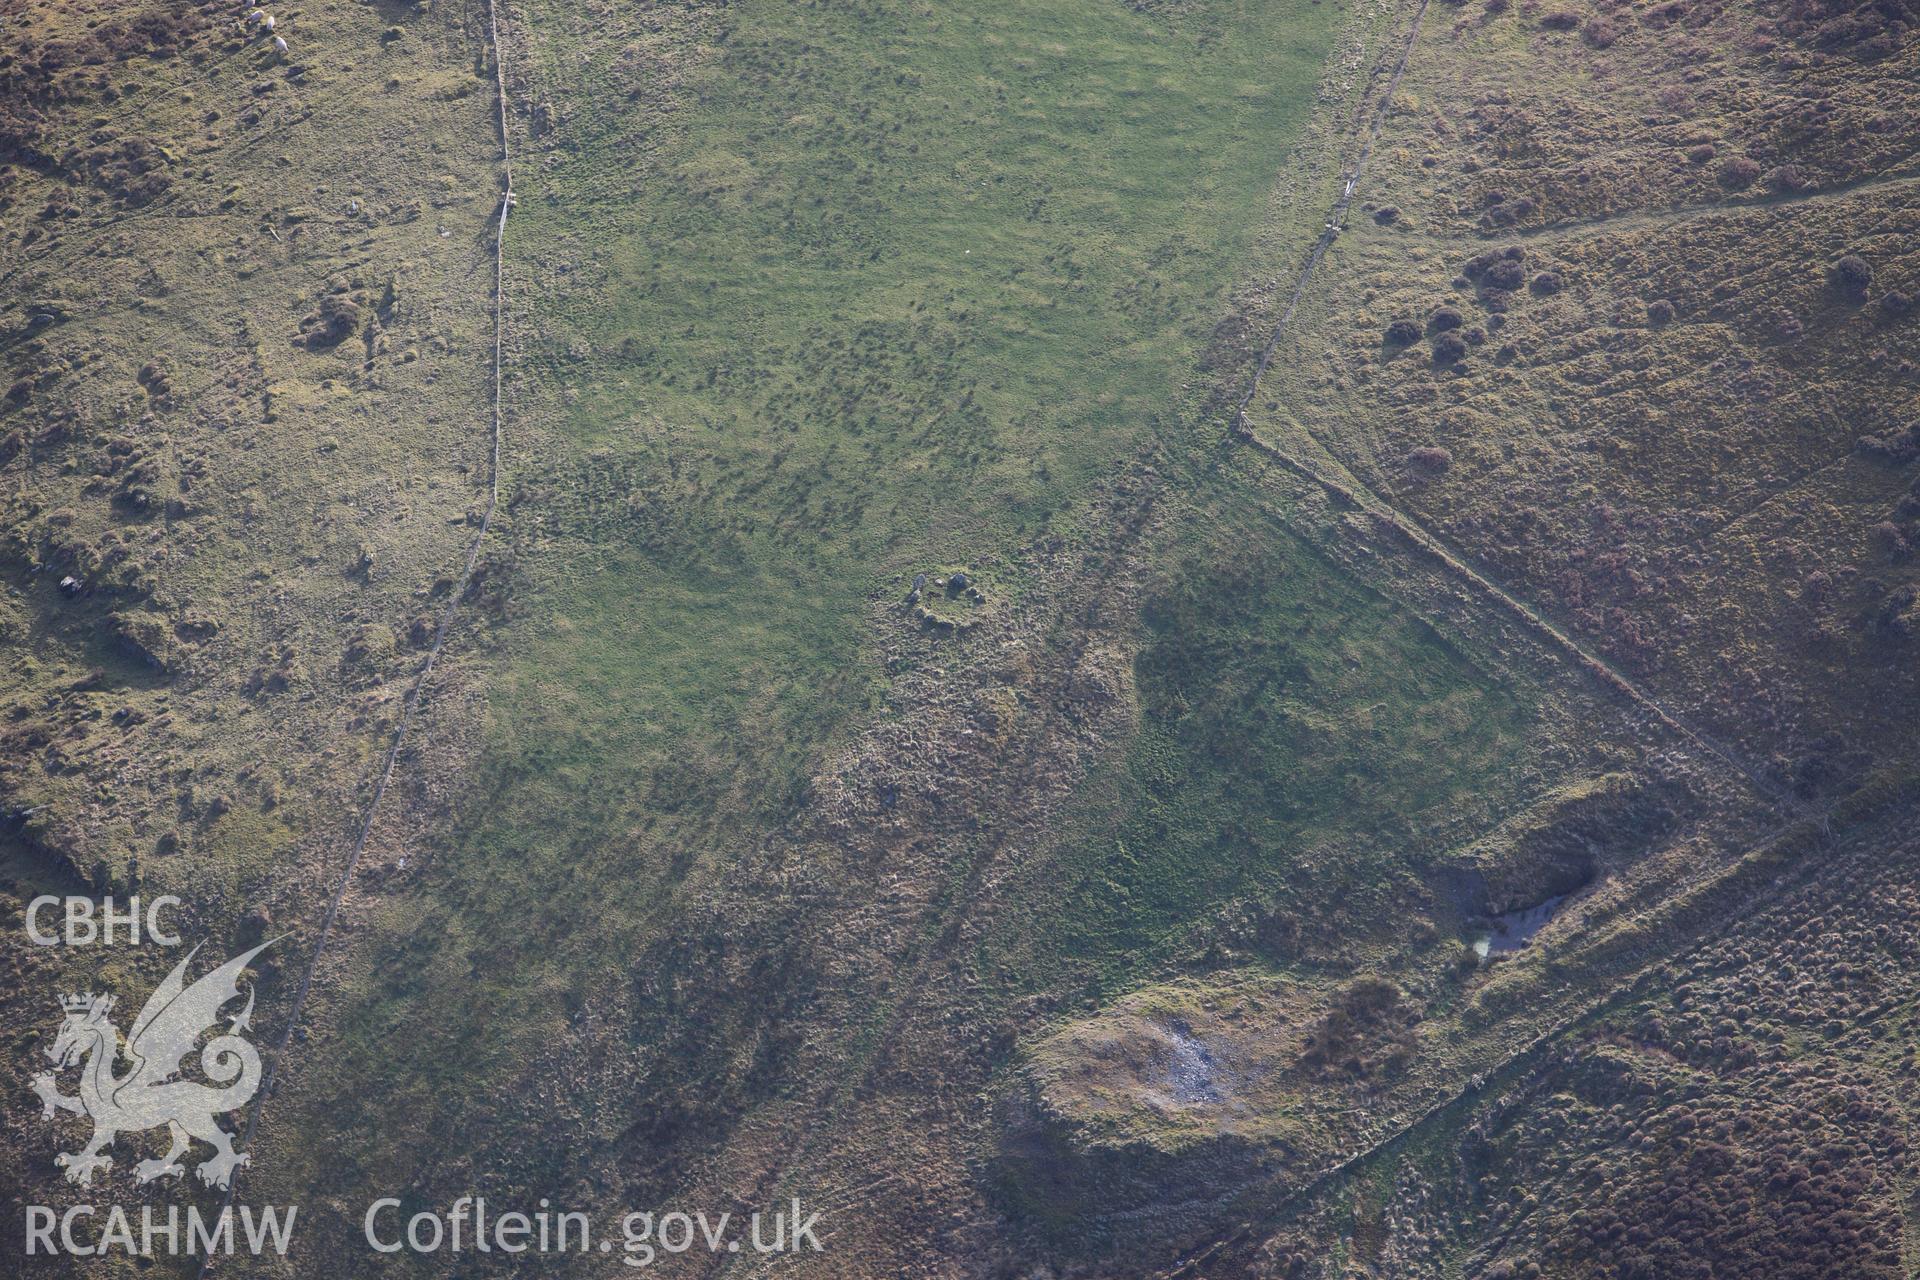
[983,475,1541,996]
[0,2,503,1264]
[4,0,1916,1276]
[242,0,1359,1262]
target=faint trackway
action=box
[1210,0,1844,825]
[1214,0,1807,822]
[196,2,513,1267]
[1130,85,1896,1280]
[1148,795,1899,1280]
[1219,114,1899,822]
[1231,0,1434,433]
[1243,430,1808,818]
[1131,16,1907,1280]
[0,209,246,299]
[1153,130,1905,1267]
[1153,0,1828,1252]
[708,7,1447,1277]
[0,32,333,295]
[1448,161,1920,249]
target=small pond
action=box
[1472,893,1568,960]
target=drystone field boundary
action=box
[195,2,517,1264]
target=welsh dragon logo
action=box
[31,939,275,1189]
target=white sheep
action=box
[262,14,275,31]
[245,8,265,23]
[273,34,288,53]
